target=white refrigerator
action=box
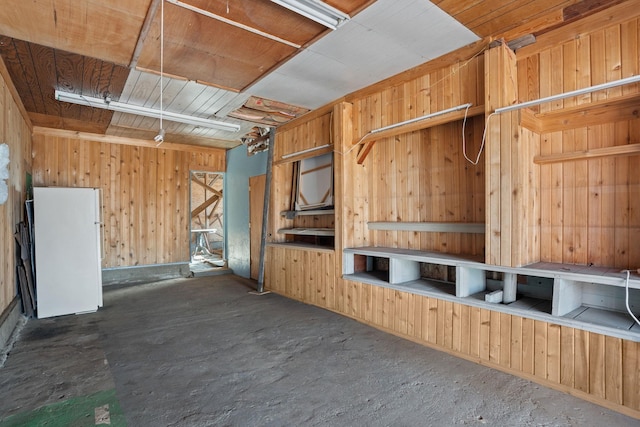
[33,187,103,318]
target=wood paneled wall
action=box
[485,43,541,267]
[0,57,32,314]
[516,5,640,270]
[264,3,640,418]
[266,245,336,309]
[32,130,225,268]
[270,111,335,241]
[267,251,640,418]
[348,57,485,255]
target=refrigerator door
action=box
[34,187,103,318]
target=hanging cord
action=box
[156,0,165,146]
[463,110,495,165]
[623,270,640,327]
[334,45,495,159]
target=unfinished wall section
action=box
[0,57,32,316]
[31,129,225,268]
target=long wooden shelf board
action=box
[344,247,484,266]
[277,227,335,236]
[280,209,335,217]
[534,142,640,164]
[353,104,485,164]
[267,242,335,253]
[342,272,640,342]
[344,247,640,289]
[368,222,485,233]
[520,92,640,134]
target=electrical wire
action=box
[463,111,495,165]
[623,270,640,327]
[339,43,491,160]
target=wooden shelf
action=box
[280,209,335,218]
[533,142,640,164]
[277,227,335,236]
[520,92,640,134]
[267,242,335,254]
[343,247,640,341]
[354,104,485,164]
[368,221,485,233]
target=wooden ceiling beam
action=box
[33,126,227,155]
[129,0,161,69]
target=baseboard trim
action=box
[102,262,191,286]
[0,297,24,352]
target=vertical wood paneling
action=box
[486,42,540,267]
[264,7,640,419]
[622,340,640,411]
[0,60,32,314]
[521,15,640,270]
[560,326,575,388]
[32,132,225,268]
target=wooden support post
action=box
[484,41,540,268]
[257,128,275,293]
[333,102,354,283]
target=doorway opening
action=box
[190,171,226,274]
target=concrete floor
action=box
[0,275,638,426]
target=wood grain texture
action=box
[270,264,640,419]
[31,132,224,268]
[521,14,640,270]
[263,5,640,419]
[0,58,32,315]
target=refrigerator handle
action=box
[97,188,105,261]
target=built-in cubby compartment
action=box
[343,247,640,340]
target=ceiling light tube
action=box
[495,74,640,114]
[270,0,350,30]
[281,143,331,159]
[55,90,241,132]
[371,103,473,134]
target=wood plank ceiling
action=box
[0,0,625,150]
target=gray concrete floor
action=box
[1,275,638,426]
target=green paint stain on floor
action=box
[0,389,126,427]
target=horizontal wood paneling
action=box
[0,57,32,314]
[31,131,225,268]
[519,13,640,269]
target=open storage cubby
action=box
[343,247,640,340]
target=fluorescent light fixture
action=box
[55,90,241,132]
[495,74,640,114]
[281,143,331,159]
[371,103,473,134]
[270,0,350,30]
